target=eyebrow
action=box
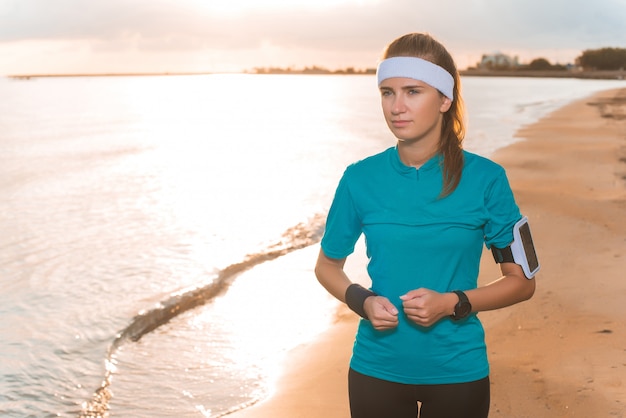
[379,84,425,91]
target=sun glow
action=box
[192,0,379,15]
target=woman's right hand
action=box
[364,296,400,330]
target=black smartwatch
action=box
[450,290,472,320]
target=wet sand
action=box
[230,87,626,418]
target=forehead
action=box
[379,77,432,89]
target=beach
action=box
[229,87,626,418]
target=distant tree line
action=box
[250,66,376,75]
[525,58,567,71]
[249,47,626,76]
[576,48,626,70]
[476,47,626,72]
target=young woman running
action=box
[315,32,537,418]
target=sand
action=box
[229,87,626,418]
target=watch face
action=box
[451,291,472,320]
[456,302,471,317]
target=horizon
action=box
[0,48,594,78]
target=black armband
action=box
[491,245,515,263]
[491,216,540,279]
[345,283,377,320]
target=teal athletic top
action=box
[321,146,521,385]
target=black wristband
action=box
[345,283,377,320]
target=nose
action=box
[391,95,406,115]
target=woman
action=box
[314,33,537,418]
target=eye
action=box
[380,89,393,97]
[408,88,420,95]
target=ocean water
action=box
[0,74,623,417]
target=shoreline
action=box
[229,87,626,418]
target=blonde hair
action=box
[382,33,466,197]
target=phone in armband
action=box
[491,216,540,279]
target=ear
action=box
[440,97,452,113]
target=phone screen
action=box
[519,222,539,273]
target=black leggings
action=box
[348,369,490,418]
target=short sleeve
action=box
[320,169,363,259]
[483,167,521,249]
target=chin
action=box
[395,134,417,143]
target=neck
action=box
[397,140,439,168]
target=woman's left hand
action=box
[400,289,456,327]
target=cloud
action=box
[0,0,623,58]
[457,0,626,48]
[0,0,389,53]
[0,1,215,44]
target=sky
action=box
[0,0,624,76]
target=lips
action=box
[391,120,411,128]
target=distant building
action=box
[478,52,519,69]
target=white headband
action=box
[377,56,455,101]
